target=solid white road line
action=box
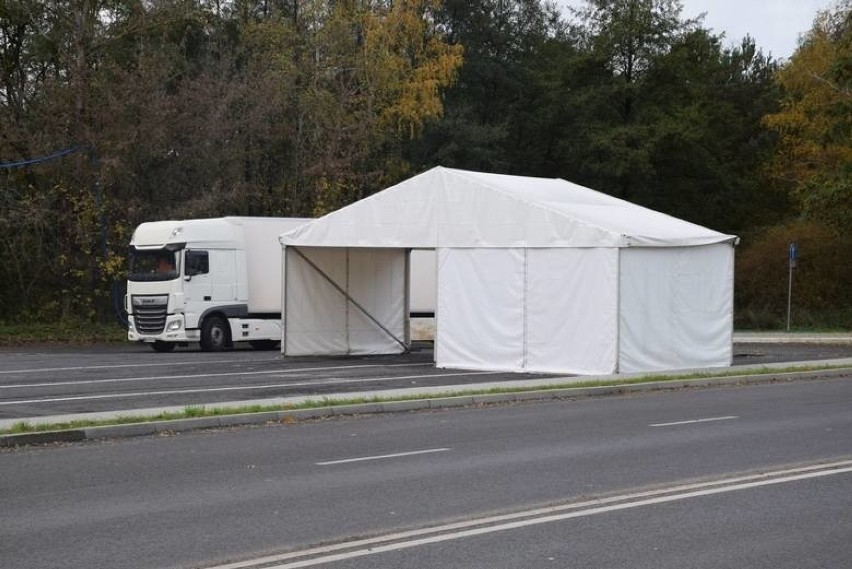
[650,415,739,427]
[316,448,451,466]
[0,363,433,390]
[0,358,281,375]
[204,459,852,569]
[0,371,499,406]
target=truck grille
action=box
[132,295,169,334]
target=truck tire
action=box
[249,340,280,350]
[200,316,230,352]
[150,341,176,353]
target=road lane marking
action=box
[0,358,282,374]
[0,371,500,406]
[650,415,739,427]
[0,363,433,390]
[203,459,852,569]
[316,448,451,466]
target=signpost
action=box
[787,243,797,332]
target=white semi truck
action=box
[126,217,436,352]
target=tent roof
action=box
[280,167,737,248]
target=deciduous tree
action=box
[763,1,851,233]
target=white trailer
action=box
[409,249,436,341]
[127,217,436,352]
[127,217,310,352]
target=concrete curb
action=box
[2,366,850,448]
[734,333,852,344]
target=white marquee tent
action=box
[279,167,737,375]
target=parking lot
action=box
[1,340,851,422]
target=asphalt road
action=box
[1,341,850,421]
[321,473,852,569]
[1,377,851,569]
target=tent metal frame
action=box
[287,246,410,354]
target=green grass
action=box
[3,363,849,437]
[735,306,852,332]
[0,320,126,345]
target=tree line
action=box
[1,0,849,327]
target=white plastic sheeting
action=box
[284,247,407,356]
[618,244,734,373]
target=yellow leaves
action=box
[359,0,463,137]
[763,4,851,229]
[99,254,127,281]
[764,29,842,153]
[279,0,462,210]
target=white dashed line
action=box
[650,415,739,427]
[316,448,452,466]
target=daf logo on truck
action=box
[133,296,167,306]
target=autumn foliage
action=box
[763,2,852,234]
[0,0,849,329]
[736,223,852,329]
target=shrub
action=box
[735,222,852,330]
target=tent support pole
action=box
[290,247,410,354]
[282,246,289,355]
[615,248,621,374]
[404,250,411,346]
[522,249,529,370]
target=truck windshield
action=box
[129,249,179,282]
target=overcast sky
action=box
[560,0,837,59]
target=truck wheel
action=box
[200,316,229,352]
[249,340,280,350]
[151,341,176,353]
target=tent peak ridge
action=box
[441,167,630,245]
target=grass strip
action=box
[0,321,126,345]
[3,363,850,436]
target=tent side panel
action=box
[346,248,407,355]
[283,247,348,355]
[618,244,734,373]
[436,248,525,371]
[526,248,618,375]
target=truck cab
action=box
[127,217,309,352]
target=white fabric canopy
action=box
[280,167,735,249]
[281,167,736,374]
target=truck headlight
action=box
[167,320,182,331]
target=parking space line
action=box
[0,358,281,375]
[0,363,433,390]
[0,371,500,406]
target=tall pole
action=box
[787,243,797,332]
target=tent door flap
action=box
[290,247,410,353]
